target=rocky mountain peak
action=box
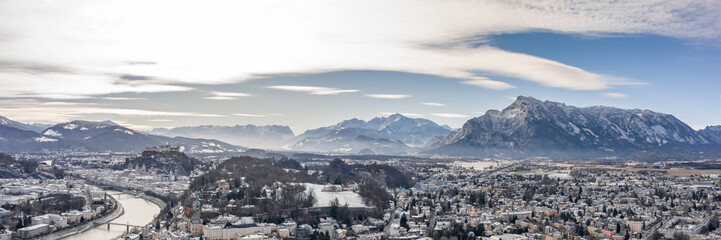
[431,96,713,158]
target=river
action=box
[61,191,161,240]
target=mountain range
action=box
[0,96,719,159]
[0,115,52,133]
[426,96,720,159]
[0,119,244,154]
[147,124,294,149]
[145,113,452,154]
[286,113,452,154]
[698,126,721,146]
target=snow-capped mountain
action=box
[698,126,721,144]
[40,120,158,152]
[427,96,714,158]
[0,124,81,153]
[41,120,244,153]
[0,115,244,154]
[0,115,52,133]
[288,113,451,153]
[0,115,79,153]
[147,124,294,149]
[291,134,412,154]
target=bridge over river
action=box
[61,191,160,240]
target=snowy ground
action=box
[302,183,367,208]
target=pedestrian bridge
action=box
[102,222,145,231]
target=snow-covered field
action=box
[302,183,367,208]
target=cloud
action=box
[233,113,267,117]
[380,112,423,118]
[147,119,173,122]
[102,97,147,100]
[0,60,74,74]
[431,113,470,118]
[205,91,252,100]
[423,102,446,107]
[267,85,358,95]
[119,74,152,81]
[461,77,516,90]
[0,99,224,124]
[73,108,224,117]
[109,120,154,131]
[125,61,157,65]
[1,0,717,100]
[601,92,628,98]
[233,113,285,117]
[0,72,192,99]
[366,94,411,99]
[42,101,94,106]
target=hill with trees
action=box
[118,146,205,175]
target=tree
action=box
[358,181,391,210]
[700,225,710,234]
[337,203,351,226]
[329,198,340,218]
[673,231,690,240]
[710,215,719,231]
[523,187,535,202]
[575,225,588,236]
[400,214,410,230]
[649,229,662,240]
[306,191,317,207]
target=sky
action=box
[0,0,720,134]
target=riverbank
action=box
[63,176,169,239]
[60,191,162,240]
[106,191,164,240]
[101,192,167,240]
[73,174,168,211]
[36,193,124,240]
[136,192,167,210]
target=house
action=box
[203,222,277,240]
[62,211,83,224]
[18,224,50,239]
[277,228,290,238]
[31,214,68,228]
